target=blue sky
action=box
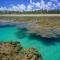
[0,0,40,6]
[0,0,60,11]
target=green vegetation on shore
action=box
[0,10,60,14]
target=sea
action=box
[0,26,60,60]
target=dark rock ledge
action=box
[0,42,42,60]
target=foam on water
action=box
[0,27,60,60]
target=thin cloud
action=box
[0,0,60,11]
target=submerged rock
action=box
[22,48,42,60]
[0,42,42,60]
[0,42,22,60]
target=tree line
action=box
[0,10,60,14]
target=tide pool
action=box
[0,27,60,60]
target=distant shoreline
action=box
[0,14,60,16]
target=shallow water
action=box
[0,27,60,60]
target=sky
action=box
[0,0,60,11]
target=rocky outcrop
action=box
[27,18,60,38]
[0,42,42,60]
[0,20,17,27]
[0,19,32,28]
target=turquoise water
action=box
[0,27,60,60]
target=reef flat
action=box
[0,16,60,38]
[26,16,60,38]
[13,16,60,38]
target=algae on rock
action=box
[0,42,42,60]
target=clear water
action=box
[0,27,60,60]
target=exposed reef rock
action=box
[0,42,42,60]
[1,16,60,38]
[0,19,32,28]
[22,48,42,60]
[27,18,60,38]
[0,19,17,27]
